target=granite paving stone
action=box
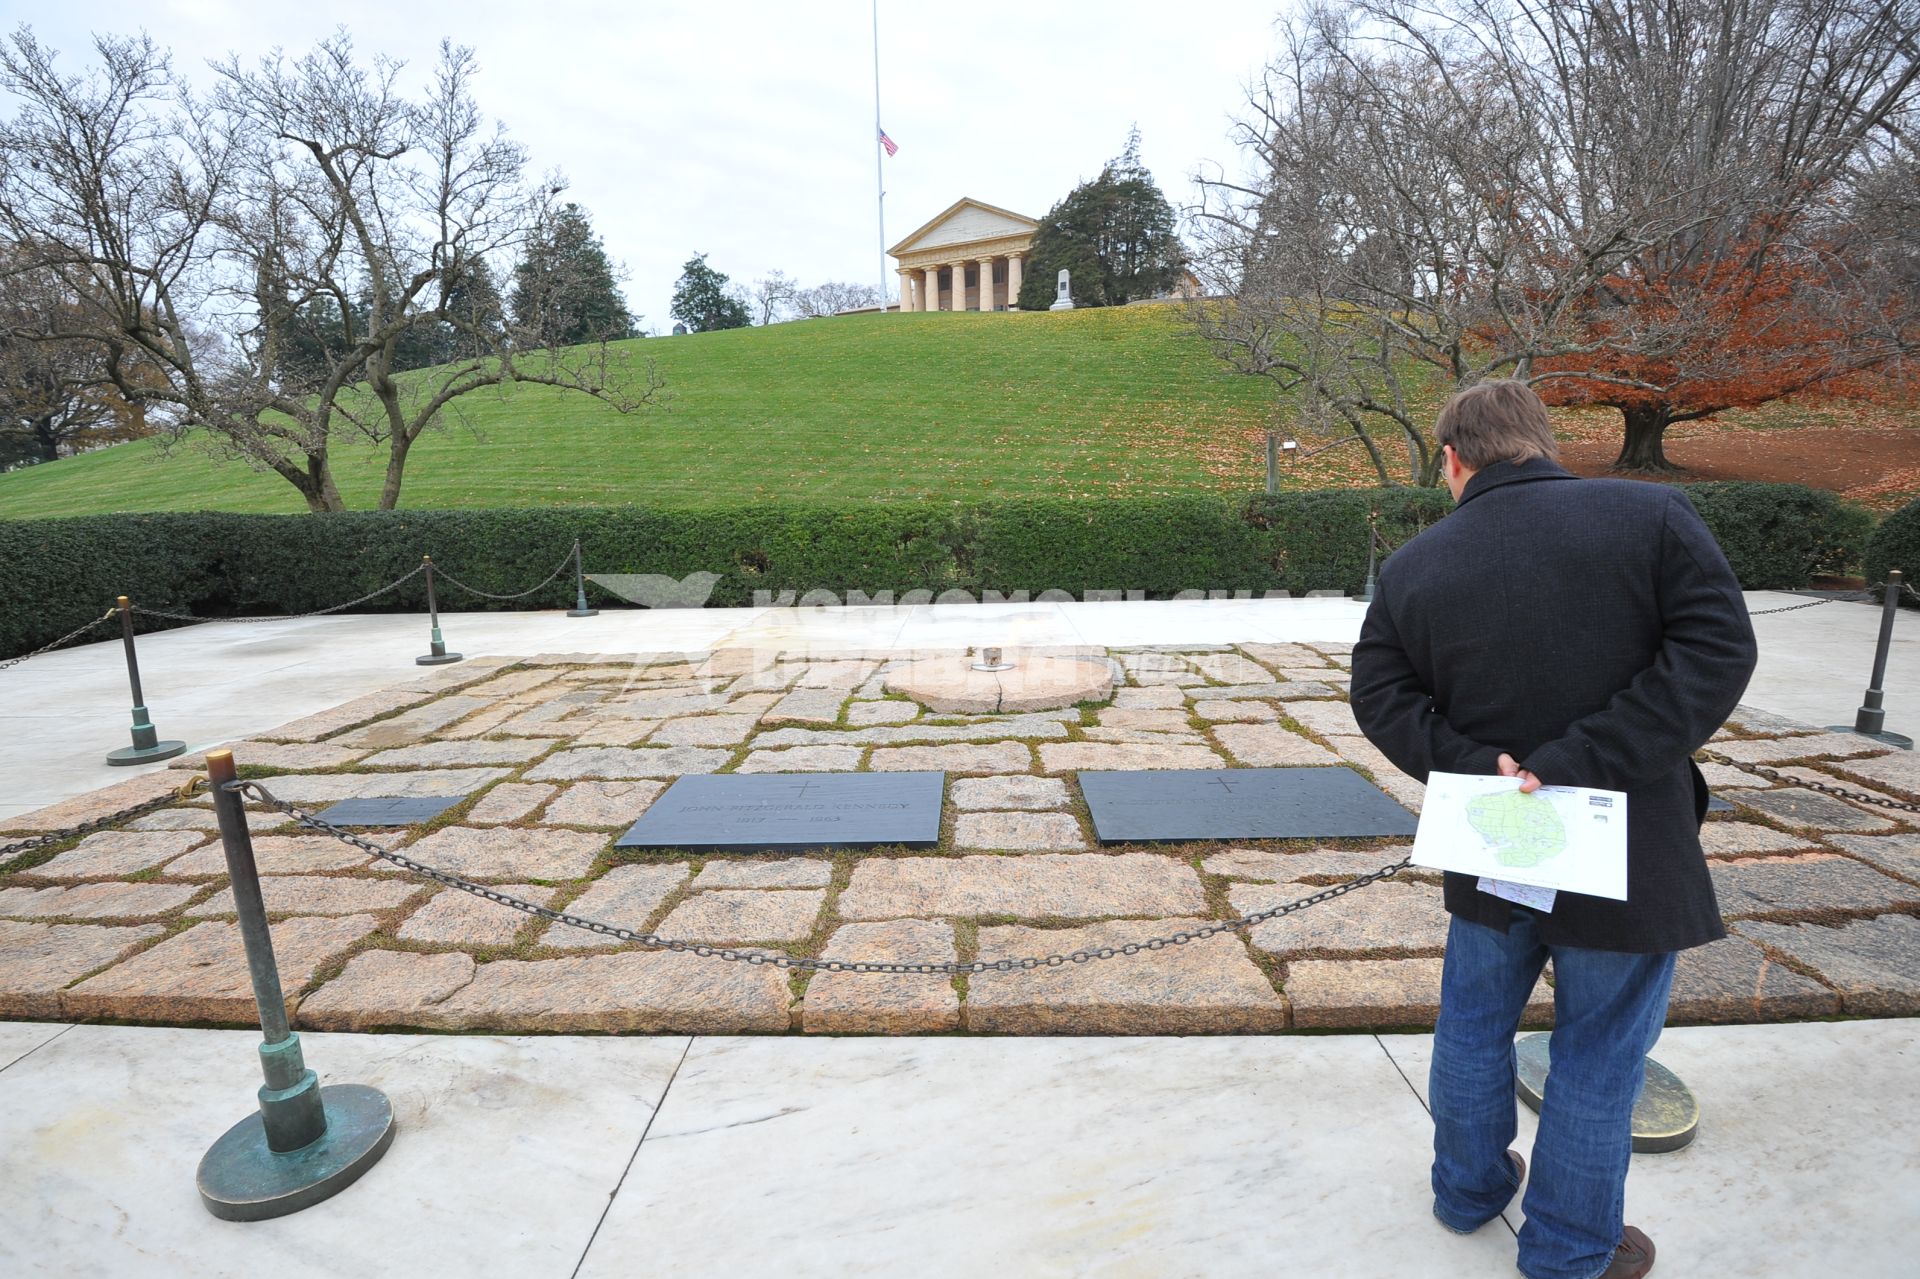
[461,669,566,698]
[802,920,960,1034]
[845,701,920,726]
[1820,749,1920,797]
[967,918,1288,1034]
[1718,787,1899,834]
[330,696,497,748]
[949,775,1071,811]
[63,914,381,1023]
[415,950,792,1033]
[952,812,1089,852]
[595,693,727,721]
[1710,853,1920,916]
[1280,700,1363,737]
[295,950,479,1032]
[253,688,437,743]
[169,742,368,772]
[755,717,1072,748]
[1207,681,1336,701]
[1111,687,1185,709]
[692,858,834,890]
[1697,762,1772,788]
[764,688,849,725]
[1822,832,1920,882]
[386,827,607,881]
[0,772,197,833]
[1193,700,1278,722]
[566,720,662,747]
[1724,704,1823,735]
[0,921,164,1017]
[1235,881,1450,958]
[1709,734,1895,765]
[362,740,561,768]
[1201,847,1422,881]
[1209,724,1341,767]
[186,876,427,918]
[1095,708,1193,733]
[735,746,866,773]
[1239,642,1328,668]
[1733,915,1920,1015]
[466,782,560,824]
[1038,742,1225,773]
[0,882,200,920]
[1699,821,1823,857]
[527,747,731,781]
[126,809,288,833]
[162,834,379,877]
[542,780,665,827]
[21,831,207,880]
[539,865,691,948]
[1322,736,1426,811]
[838,853,1206,920]
[649,714,763,748]
[654,889,828,944]
[220,768,511,804]
[1287,957,1551,1030]
[1666,936,1840,1022]
[868,742,1031,773]
[397,884,556,946]
[435,704,524,741]
[1077,728,1208,746]
[1189,654,1276,684]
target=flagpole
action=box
[872,0,888,310]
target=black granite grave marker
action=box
[314,795,470,826]
[615,771,944,853]
[1079,767,1417,842]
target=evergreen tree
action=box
[510,203,635,345]
[670,254,751,332]
[1017,129,1186,310]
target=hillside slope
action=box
[0,306,1277,518]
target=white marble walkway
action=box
[0,1018,1911,1277]
[1,592,1905,821]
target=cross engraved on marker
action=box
[783,779,823,803]
[1209,776,1242,795]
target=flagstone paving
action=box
[3,646,1917,1035]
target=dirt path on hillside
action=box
[1557,427,1920,510]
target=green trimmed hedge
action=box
[0,481,1872,658]
[1865,495,1920,603]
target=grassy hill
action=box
[0,305,1295,519]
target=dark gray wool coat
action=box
[1350,458,1758,953]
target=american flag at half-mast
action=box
[878,127,898,157]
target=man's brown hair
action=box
[1434,380,1560,470]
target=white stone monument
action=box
[1049,268,1074,311]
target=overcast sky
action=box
[6,1,1290,328]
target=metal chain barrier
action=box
[129,564,427,626]
[230,780,1411,975]
[0,606,118,672]
[0,777,207,862]
[1746,591,1872,616]
[1698,748,1920,815]
[431,548,576,602]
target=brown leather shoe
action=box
[1508,1149,1526,1185]
[1598,1225,1656,1279]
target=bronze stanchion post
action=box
[567,539,598,617]
[105,596,185,765]
[196,750,395,1220]
[415,555,463,666]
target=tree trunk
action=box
[1612,405,1680,472]
[29,416,60,462]
[378,434,411,510]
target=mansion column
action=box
[923,265,939,311]
[1006,254,1024,309]
[953,261,971,311]
[977,257,998,310]
[897,269,916,312]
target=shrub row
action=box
[0,481,1872,658]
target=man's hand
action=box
[1497,753,1543,793]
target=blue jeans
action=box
[1429,909,1676,1279]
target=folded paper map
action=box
[1412,772,1629,901]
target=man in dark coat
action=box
[1351,380,1756,1279]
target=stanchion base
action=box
[1514,1032,1698,1153]
[106,740,186,766]
[198,1083,396,1221]
[566,608,599,618]
[415,652,464,666]
[1824,726,1913,750]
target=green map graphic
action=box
[1466,791,1568,868]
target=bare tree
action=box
[791,281,884,318]
[0,28,662,512]
[748,270,796,325]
